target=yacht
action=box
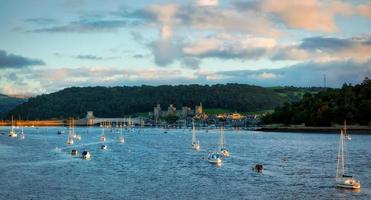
[191,119,200,151]
[336,122,361,189]
[219,126,230,157]
[207,152,223,166]
[8,117,17,138]
[82,150,91,160]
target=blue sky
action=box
[0,0,370,96]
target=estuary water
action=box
[0,127,370,200]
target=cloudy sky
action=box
[0,0,370,96]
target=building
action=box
[150,103,204,120]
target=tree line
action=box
[263,78,371,126]
[6,84,296,120]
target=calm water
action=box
[0,127,370,200]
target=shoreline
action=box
[257,126,371,134]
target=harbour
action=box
[1,126,370,199]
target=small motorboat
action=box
[71,149,78,156]
[82,150,91,160]
[207,152,222,165]
[101,144,107,150]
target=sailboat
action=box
[9,116,17,138]
[19,125,25,140]
[101,121,107,142]
[191,119,200,151]
[336,121,361,189]
[66,119,74,145]
[219,126,230,157]
[118,123,125,144]
[100,121,108,150]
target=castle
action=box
[150,103,203,120]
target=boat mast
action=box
[220,126,224,148]
[192,119,196,144]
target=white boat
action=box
[19,126,25,140]
[118,123,125,144]
[336,121,361,189]
[191,119,200,151]
[207,152,223,165]
[66,136,74,145]
[101,123,107,142]
[101,144,108,150]
[66,119,75,145]
[219,126,230,157]
[8,117,17,138]
[82,150,91,159]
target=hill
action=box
[263,78,371,126]
[0,94,27,118]
[5,84,322,120]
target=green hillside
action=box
[263,78,371,126]
[6,84,301,120]
[0,94,27,118]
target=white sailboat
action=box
[118,123,125,144]
[101,121,107,142]
[336,122,361,189]
[19,126,25,140]
[9,117,17,138]
[191,119,200,151]
[219,126,230,157]
[66,119,74,145]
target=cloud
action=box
[75,54,104,60]
[200,59,371,87]
[196,0,219,7]
[25,17,58,25]
[261,0,369,32]
[0,50,45,69]
[31,19,137,33]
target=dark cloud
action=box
[75,54,103,60]
[181,57,200,69]
[31,19,138,33]
[300,37,355,51]
[212,59,371,87]
[0,50,45,69]
[25,17,58,25]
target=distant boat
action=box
[19,126,25,140]
[207,152,222,166]
[219,126,230,157]
[66,119,75,145]
[336,121,361,189]
[118,123,125,144]
[191,119,200,151]
[82,150,91,160]
[9,117,17,138]
[71,148,78,156]
[101,144,108,150]
[101,123,107,142]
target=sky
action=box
[0,0,370,96]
